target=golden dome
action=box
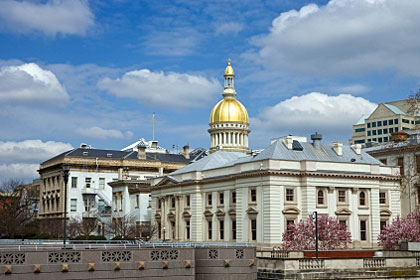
[210,98,249,123]
[224,59,234,76]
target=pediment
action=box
[380,209,392,216]
[215,209,226,217]
[204,209,213,217]
[246,206,258,216]
[335,208,352,216]
[228,208,236,216]
[282,207,300,215]
[154,176,179,187]
[182,211,191,218]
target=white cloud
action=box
[75,127,134,140]
[215,22,243,35]
[253,0,420,76]
[336,84,370,95]
[0,139,73,164]
[0,0,94,36]
[98,69,221,108]
[0,63,69,106]
[253,92,377,142]
[0,163,39,183]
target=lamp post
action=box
[312,211,318,258]
[62,163,70,247]
[163,226,166,242]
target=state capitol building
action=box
[150,60,401,249]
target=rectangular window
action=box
[372,122,376,127]
[378,137,383,143]
[231,191,236,204]
[339,220,347,230]
[85,177,91,188]
[377,121,382,127]
[119,195,123,211]
[372,130,377,135]
[395,127,399,132]
[389,127,394,133]
[338,190,346,203]
[355,128,365,133]
[398,157,404,175]
[286,188,294,202]
[383,128,388,134]
[219,220,224,240]
[360,220,367,241]
[378,129,382,135]
[171,197,176,208]
[251,219,257,241]
[171,221,175,240]
[367,131,371,136]
[367,123,371,128]
[403,127,409,130]
[71,177,77,188]
[355,139,365,144]
[70,199,77,212]
[395,119,399,124]
[186,195,190,207]
[383,120,387,126]
[380,220,387,233]
[186,221,190,240]
[114,195,118,211]
[99,178,105,189]
[232,220,236,240]
[250,189,257,202]
[373,138,377,141]
[402,119,409,124]
[389,119,393,125]
[135,194,139,208]
[208,221,212,240]
[207,193,212,206]
[158,199,162,209]
[219,192,224,205]
[379,192,386,204]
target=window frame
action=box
[359,190,368,208]
[71,177,77,188]
[337,189,348,205]
[316,188,327,207]
[70,198,77,212]
[285,187,296,204]
[218,192,224,206]
[249,188,257,204]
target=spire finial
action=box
[227,58,231,65]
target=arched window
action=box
[359,191,366,206]
[317,190,324,205]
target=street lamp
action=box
[62,163,70,247]
[163,226,166,242]
[312,211,318,258]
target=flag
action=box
[152,112,155,122]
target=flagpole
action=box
[152,112,155,141]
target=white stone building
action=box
[150,60,401,249]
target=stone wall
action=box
[0,244,256,279]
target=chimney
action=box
[351,144,362,155]
[333,142,343,156]
[311,132,323,150]
[283,136,293,149]
[137,144,146,160]
[183,145,190,159]
[151,141,158,149]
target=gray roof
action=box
[171,151,248,175]
[42,148,196,165]
[253,139,382,165]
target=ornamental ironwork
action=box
[208,249,218,259]
[1,253,26,264]
[235,249,244,259]
[101,251,132,262]
[48,252,81,263]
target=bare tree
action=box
[67,217,98,239]
[106,213,137,240]
[0,179,38,237]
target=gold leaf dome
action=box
[210,98,249,123]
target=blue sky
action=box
[0,0,419,181]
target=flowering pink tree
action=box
[282,214,351,250]
[378,211,420,250]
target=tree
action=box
[282,214,352,250]
[106,213,137,240]
[68,218,99,239]
[378,210,420,250]
[0,179,38,238]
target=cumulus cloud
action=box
[98,69,221,108]
[0,139,73,165]
[0,163,39,182]
[252,0,420,76]
[253,92,377,141]
[0,139,73,182]
[0,63,69,106]
[0,0,94,36]
[75,127,134,140]
[215,22,243,35]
